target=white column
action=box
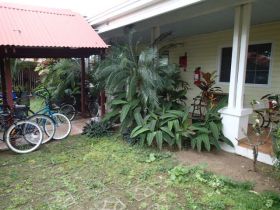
[236,4,252,110]
[219,4,252,153]
[227,6,242,109]
[151,25,160,45]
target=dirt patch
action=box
[176,149,280,193]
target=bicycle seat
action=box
[14,104,27,108]
[51,103,60,110]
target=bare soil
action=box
[176,149,280,192]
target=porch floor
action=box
[238,125,273,155]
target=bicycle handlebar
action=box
[34,87,52,103]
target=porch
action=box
[92,0,280,165]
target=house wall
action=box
[169,21,280,110]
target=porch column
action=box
[219,3,253,152]
[0,58,14,110]
[227,6,241,109]
[235,4,252,110]
[80,57,86,117]
[151,25,160,45]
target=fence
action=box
[13,68,39,91]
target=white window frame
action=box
[217,41,274,88]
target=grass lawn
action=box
[0,135,280,210]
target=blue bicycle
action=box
[28,88,72,140]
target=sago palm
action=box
[95,44,164,109]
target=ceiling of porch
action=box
[100,0,280,44]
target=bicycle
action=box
[28,88,72,140]
[0,110,43,154]
[2,93,57,144]
[59,92,99,121]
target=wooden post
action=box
[81,57,86,117]
[100,91,106,117]
[100,49,106,117]
[0,58,13,110]
[0,59,7,109]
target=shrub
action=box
[82,121,113,138]
[189,98,233,151]
[130,109,193,150]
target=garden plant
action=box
[94,30,232,151]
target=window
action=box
[219,43,272,85]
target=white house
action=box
[89,0,280,165]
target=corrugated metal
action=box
[0,2,108,48]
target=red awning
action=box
[0,2,107,49]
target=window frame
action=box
[217,41,274,88]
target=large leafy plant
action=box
[35,59,81,102]
[97,30,189,131]
[82,121,113,138]
[158,66,189,109]
[95,45,164,109]
[190,99,233,151]
[130,109,192,150]
[102,95,141,131]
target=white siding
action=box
[169,21,280,108]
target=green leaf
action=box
[102,110,119,122]
[168,120,173,130]
[191,138,196,150]
[190,125,210,134]
[130,125,142,137]
[182,111,189,123]
[163,132,173,146]
[196,136,202,152]
[156,131,163,150]
[111,99,128,105]
[131,127,150,138]
[129,99,140,109]
[220,135,234,147]
[209,121,219,140]
[160,126,175,137]
[127,76,136,100]
[149,120,157,131]
[150,112,158,119]
[166,110,184,117]
[210,137,221,150]
[160,113,177,120]
[201,134,210,151]
[120,104,131,122]
[134,110,143,126]
[147,132,156,146]
[175,133,182,150]
[173,119,181,132]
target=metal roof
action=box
[0,2,108,49]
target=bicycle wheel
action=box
[5,121,43,154]
[88,101,99,117]
[59,104,76,121]
[27,114,56,144]
[51,113,72,140]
